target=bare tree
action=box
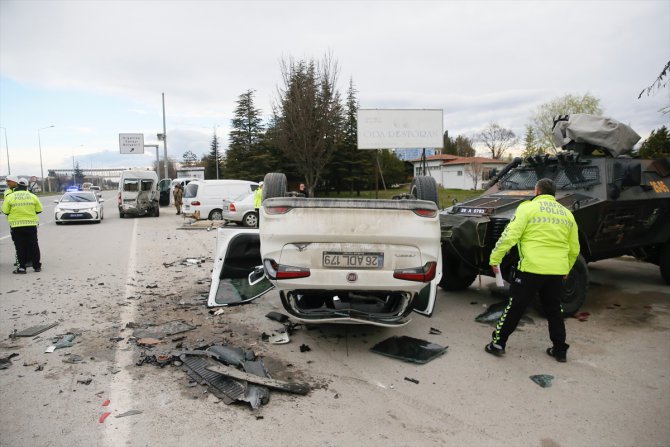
[476,122,519,159]
[528,93,602,153]
[272,54,342,195]
[465,159,484,189]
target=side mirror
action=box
[99,199,105,203]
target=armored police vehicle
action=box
[439,114,670,315]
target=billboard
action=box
[119,133,145,154]
[357,109,443,149]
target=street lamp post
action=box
[0,127,9,175]
[38,125,55,193]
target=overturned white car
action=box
[208,173,442,327]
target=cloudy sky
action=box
[1,0,668,177]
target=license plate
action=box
[323,252,383,269]
[69,213,83,218]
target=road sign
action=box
[119,133,145,154]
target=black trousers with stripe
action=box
[492,271,568,352]
[11,226,41,270]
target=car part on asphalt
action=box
[370,335,448,364]
[14,322,58,337]
[530,374,554,388]
[206,364,310,396]
[45,333,76,353]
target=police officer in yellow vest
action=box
[253,181,263,228]
[485,178,579,362]
[1,178,43,274]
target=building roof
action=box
[410,154,461,162]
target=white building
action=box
[412,154,508,190]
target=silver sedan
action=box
[221,192,258,227]
[54,191,105,224]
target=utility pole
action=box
[0,127,9,175]
[162,93,168,179]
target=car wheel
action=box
[154,206,160,217]
[660,242,670,285]
[263,173,287,200]
[438,248,477,291]
[209,209,223,221]
[242,212,258,227]
[410,176,439,207]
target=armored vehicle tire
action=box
[209,209,223,220]
[410,176,439,207]
[263,173,287,200]
[660,242,670,285]
[534,254,588,317]
[438,249,478,291]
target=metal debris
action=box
[429,327,442,335]
[115,410,143,418]
[45,333,76,353]
[299,344,311,352]
[14,322,59,337]
[404,377,420,384]
[0,353,19,369]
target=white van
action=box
[118,170,160,218]
[182,179,258,220]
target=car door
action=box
[159,178,171,206]
[410,246,442,317]
[208,228,275,307]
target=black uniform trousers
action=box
[11,226,41,270]
[492,271,568,352]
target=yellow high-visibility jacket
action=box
[489,194,580,275]
[254,187,263,209]
[1,190,43,228]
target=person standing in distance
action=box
[4,174,18,198]
[254,181,263,228]
[173,183,183,215]
[2,178,43,273]
[485,178,579,362]
[299,183,309,198]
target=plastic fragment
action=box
[99,412,111,423]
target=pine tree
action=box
[225,90,265,180]
[204,133,222,179]
[638,126,670,158]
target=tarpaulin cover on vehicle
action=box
[552,114,641,157]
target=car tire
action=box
[660,242,670,285]
[154,206,160,217]
[119,210,125,218]
[242,212,258,228]
[209,209,223,221]
[438,248,477,291]
[410,176,439,207]
[263,173,287,200]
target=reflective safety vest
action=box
[254,187,263,209]
[1,190,43,228]
[489,194,580,275]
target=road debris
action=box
[62,354,84,364]
[77,377,92,385]
[429,327,442,335]
[299,344,311,352]
[268,331,290,344]
[132,320,196,339]
[530,374,554,388]
[115,410,143,418]
[14,322,59,337]
[99,412,111,423]
[573,311,591,322]
[404,377,420,384]
[207,363,310,395]
[0,353,19,369]
[45,333,76,353]
[370,336,447,364]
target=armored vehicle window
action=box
[499,165,600,190]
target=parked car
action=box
[182,179,258,220]
[54,191,104,224]
[89,186,102,198]
[222,192,258,227]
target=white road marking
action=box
[105,218,138,445]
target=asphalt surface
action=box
[0,198,669,447]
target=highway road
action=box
[0,202,668,447]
